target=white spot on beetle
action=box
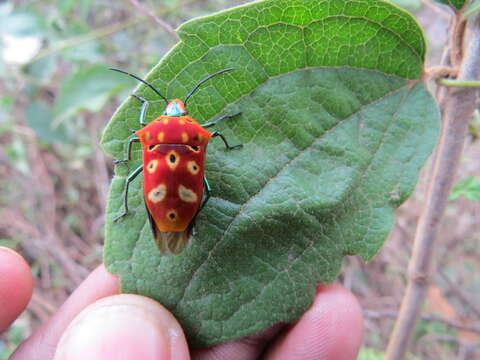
[178,185,198,203]
[147,159,159,173]
[148,184,166,203]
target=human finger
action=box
[53,294,190,360]
[11,264,119,360]
[192,324,285,360]
[263,283,363,360]
[0,247,33,332]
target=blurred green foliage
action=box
[358,347,386,360]
[415,319,457,341]
[389,0,423,12]
[53,65,135,123]
[450,177,480,201]
[465,0,480,17]
[434,0,464,10]
[0,323,26,359]
[0,0,244,149]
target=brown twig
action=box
[425,65,457,81]
[450,12,467,67]
[385,13,480,360]
[129,0,179,40]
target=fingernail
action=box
[53,294,188,360]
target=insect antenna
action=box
[109,68,169,105]
[184,68,235,105]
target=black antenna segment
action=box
[184,68,235,105]
[109,68,169,105]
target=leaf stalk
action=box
[437,78,480,87]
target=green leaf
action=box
[433,0,465,10]
[59,24,105,63]
[26,102,69,143]
[79,0,93,21]
[102,0,439,347]
[389,0,423,12]
[58,0,77,16]
[415,318,457,341]
[0,96,14,124]
[0,324,26,359]
[0,10,45,37]
[24,55,57,83]
[464,0,480,17]
[54,65,135,122]
[0,2,13,18]
[0,238,21,249]
[450,177,480,201]
[358,347,386,360]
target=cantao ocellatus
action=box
[112,68,242,254]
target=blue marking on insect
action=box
[164,99,188,116]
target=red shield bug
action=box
[111,68,242,254]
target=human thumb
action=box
[53,294,190,360]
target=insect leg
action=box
[113,95,147,164]
[131,94,149,127]
[113,137,140,164]
[211,131,243,151]
[113,165,143,222]
[201,111,242,128]
[200,176,212,211]
[190,177,212,236]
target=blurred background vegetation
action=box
[0,0,478,359]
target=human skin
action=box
[0,246,363,360]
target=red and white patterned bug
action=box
[111,68,242,254]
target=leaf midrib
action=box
[172,79,413,311]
